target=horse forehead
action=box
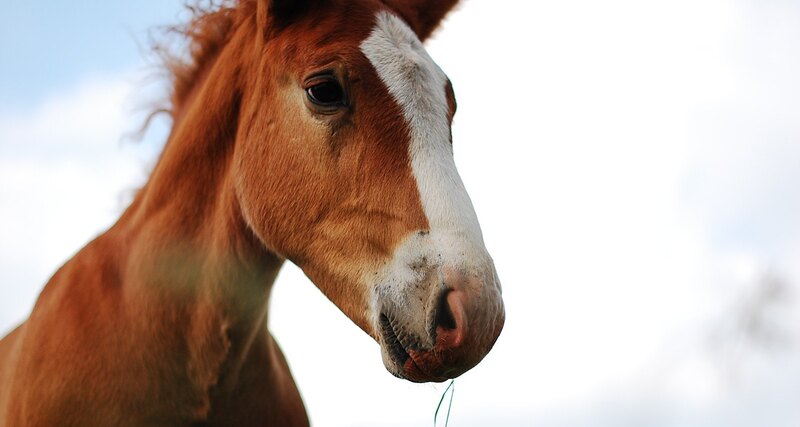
[359,11,450,116]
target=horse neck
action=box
[111,18,284,393]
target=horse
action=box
[0,0,505,425]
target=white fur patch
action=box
[361,11,496,338]
[361,11,487,259]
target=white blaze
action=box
[360,11,488,272]
[360,12,501,361]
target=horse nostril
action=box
[435,290,457,331]
[433,289,468,350]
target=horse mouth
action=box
[379,313,411,367]
[379,313,452,382]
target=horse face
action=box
[234,0,504,382]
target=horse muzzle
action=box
[376,267,505,382]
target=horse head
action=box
[233,0,505,382]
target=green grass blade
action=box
[434,379,455,427]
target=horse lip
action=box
[403,350,457,383]
[380,312,447,382]
[379,313,411,367]
[378,315,449,382]
[401,355,450,383]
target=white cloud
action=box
[0,73,164,330]
[422,0,800,424]
[0,76,130,147]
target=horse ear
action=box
[257,0,309,29]
[382,0,460,41]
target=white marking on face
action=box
[361,11,484,252]
[360,11,498,350]
[361,11,487,258]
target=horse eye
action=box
[306,79,345,107]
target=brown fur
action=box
[0,0,468,425]
[381,0,460,40]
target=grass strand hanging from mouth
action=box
[434,379,455,427]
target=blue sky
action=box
[1,1,799,426]
[0,0,178,111]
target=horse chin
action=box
[400,355,452,383]
[380,344,470,383]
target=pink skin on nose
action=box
[436,290,468,349]
[401,269,504,382]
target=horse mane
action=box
[156,1,253,117]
